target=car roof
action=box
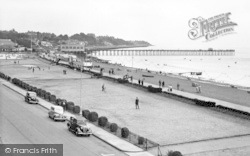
[77,120,86,125]
[27,91,37,95]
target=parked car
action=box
[67,117,92,136]
[25,91,39,104]
[48,106,66,121]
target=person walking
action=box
[135,97,139,109]
[196,86,200,93]
[162,81,165,88]
[102,84,106,92]
[177,83,180,90]
[141,79,144,86]
[169,85,172,92]
[198,85,201,93]
[159,80,162,87]
[138,79,141,85]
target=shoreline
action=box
[92,57,250,91]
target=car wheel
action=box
[75,131,79,136]
[53,116,56,121]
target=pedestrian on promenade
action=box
[138,79,141,85]
[169,85,173,92]
[102,84,106,92]
[131,76,133,82]
[62,101,66,111]
[135,97,139,109]
[198,86,201,93]
[109,70,111,75]
[162,81,165,88]
[177,83,180,90]
[141,79,144,86]
[196,86,200,93]
[159,80,161,88]
[32,68,34,73]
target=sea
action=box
[96,46,250,88]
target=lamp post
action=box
[80,52,84,111]
[80,66,82,110]
[132,51,134,68]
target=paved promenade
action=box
[1,79,154,156]
[2,59,250,156]
[93,69,250,114]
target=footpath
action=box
[92,69,250,114]
[1,79,154,156]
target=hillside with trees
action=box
[0,29,151,50]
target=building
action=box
[13,47,26,52]
[41,41,53,47]
[60,41,85,53]
[0,39,17,52]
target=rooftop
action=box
[0,39,17,46]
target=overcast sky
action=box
[0,0,250,50]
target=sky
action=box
[1,0,250,52]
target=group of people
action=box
[31,66,42,73]
[196,85,202,93]
[138,79,144,86]
[108,69,115,75]
[14,60,20,64]
[158,80,165,88]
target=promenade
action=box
[1,58,250,156]
[1,79,154,156]
[90,68,250,114]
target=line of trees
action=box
[0,29,151,48]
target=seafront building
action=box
[0,39,17,52]
[60,40,85,53]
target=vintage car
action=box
[48,106,66,121]
[25,91,39,104]
[67,117,92,136]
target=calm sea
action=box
[96,46,250,87]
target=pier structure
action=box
[89,49,235,57]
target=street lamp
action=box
[132,51,134,68]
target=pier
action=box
[89,49,235,56]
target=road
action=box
[0,83,127,156]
